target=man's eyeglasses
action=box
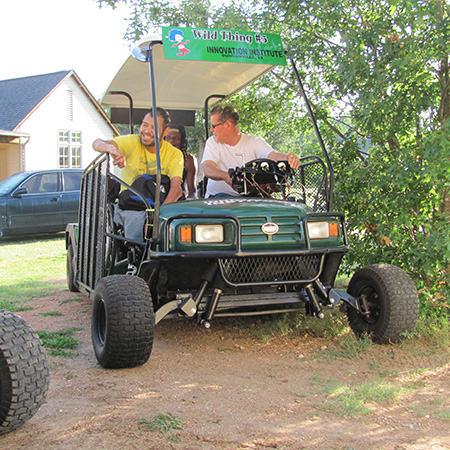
[211,121,225,129]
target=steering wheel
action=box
[228,158,294,197]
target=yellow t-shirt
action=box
[113,135,184,186]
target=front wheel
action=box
[0,311,49,435]
[92,275,155,369]
[346,264,419,344]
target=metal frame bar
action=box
[289,57,334,211]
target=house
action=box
[0,71,120,182]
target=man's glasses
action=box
[211,121,226,129]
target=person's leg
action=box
[114,206,146,242]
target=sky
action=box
[0,0,134,100]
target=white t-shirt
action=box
[201,133,274,197]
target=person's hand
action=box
[287,152,300,169]
[110,147,126,168]
[223,172,233,187]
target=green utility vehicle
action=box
[66,27,419,369]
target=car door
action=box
[7,172,63,234]
[61,171,82,225]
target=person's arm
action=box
[92,138,126,168]
[202,160,233,186]
[162,176,183,204]
[268,150,300,169]
[185,154,197,198]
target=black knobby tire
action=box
[92,275,155,369]
[346,264,419,344]
[0,311,49,435]
[66,243,79,293]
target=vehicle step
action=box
[200,292,302,311]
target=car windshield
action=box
[0,172,30,195]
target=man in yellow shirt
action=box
[93,107,184,204]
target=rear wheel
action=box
[92,275,155,368]
[346,264,419,344]
[66,243,78,292]
[0,311,49,435]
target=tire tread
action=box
[0,311,49,435]
[347,264,419,344]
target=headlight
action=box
[195,224,224,243]
[307,221,339,239]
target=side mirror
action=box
[12,187,27,198]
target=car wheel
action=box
[91,275,155,369]
[346,264,419,344]
[66,243,79,292]
[0,311,49,435]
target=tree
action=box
[279,0,450,310]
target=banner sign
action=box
[162,26,286,66]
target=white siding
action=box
[15,75,116,171]
[0,142,22,180]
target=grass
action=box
[319,333,374,361]
[0,236,83,358]
[435,408,450,421]
[312,376,402,417]
[36,328,81,357]
[411,315,450,351]
[41,310,64,317]
[0,300,33,312]
[0,235,67,308]
[60,297,83,304]
[138,413,183,440]
[408,397,450,421]
[253,302,450,360]
[254,309,348,344]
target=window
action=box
[71,146,81,168]
[58,130,82,168]
[63,171,82,191]
[22,173,60,194]
[59,145,69,168]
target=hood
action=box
[160,197,312,220]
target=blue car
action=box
[0,169,83,238]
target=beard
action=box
[140,129,165,148]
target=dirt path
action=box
[1,288,450,450]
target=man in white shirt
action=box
[201,104,300,198]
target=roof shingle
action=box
[0,71,71,131]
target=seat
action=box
[41,182,58,192]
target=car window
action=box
[63,172,82,191]
[21,173,60,194]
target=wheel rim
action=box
[357,286,381,326]
[95,299,107,346]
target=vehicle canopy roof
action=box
[99,27,334,221]
[100,27,286,125]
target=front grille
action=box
[240,215,303,249]
[219,254,322,286]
